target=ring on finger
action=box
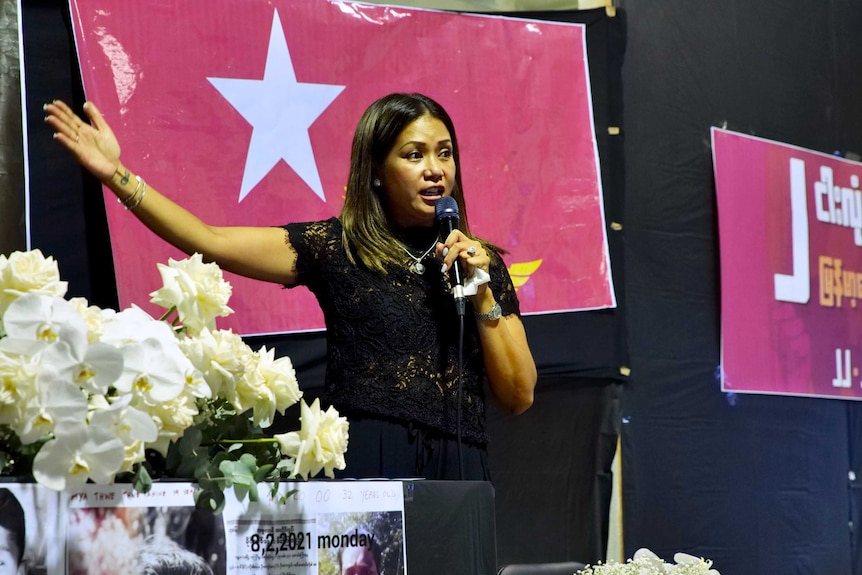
[467,246,477,256]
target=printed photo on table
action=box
[0,484,62,575]
[66,505,225,575]
[316,511,404,575]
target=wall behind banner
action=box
[616,1,862,574]
[19,0,862,573]
[0,0,24,254]
[15,0,626,569]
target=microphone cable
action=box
[456,310,465,480]
[435,195,467,480]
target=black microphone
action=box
[435,196,466,316]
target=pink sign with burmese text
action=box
[714,127,862,399]
[69,0,613,334]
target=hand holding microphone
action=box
[435,196,489,316]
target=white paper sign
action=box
[60,481,406,575]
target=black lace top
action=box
[283,218,521,446]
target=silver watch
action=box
[474,302,502,321]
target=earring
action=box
[372,178,381,188]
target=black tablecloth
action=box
[402,480,497,575]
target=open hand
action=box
[44,100,120,182]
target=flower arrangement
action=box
[578,549,720,575]
[0,249,349,511]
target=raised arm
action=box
[44,100,297,285]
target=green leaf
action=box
[216,461,237,487]
[176,453,207,479]
[195,487,226,514]
[254,464,275,483]
[211,451,231,467]
[278,489,299,506]
[178,428,203,457]
[133,465,153,494]
[277,458,295,473]
[232,481,250,502]
[239,453,258,469]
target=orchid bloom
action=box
[32,419,125,490]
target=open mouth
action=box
[420,186,444,198]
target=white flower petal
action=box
[149,254,233,334]
[0,249,67,315]
[276,399,348,480]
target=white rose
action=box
[69,297,109,344]
[255,346,302,420]
[179,328,254,401]
[234,358,277,427]
[149,253,233,334]
[133,390,199,456]
[0,349,39,427]
[0,250,68,315]
[275,398,349,479]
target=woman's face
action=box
[0,526,22,575]
[380,114,456,228]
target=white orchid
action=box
[12,370,88,445]
[2,294,88,355]
[149,253,233,334]
[0,249,347,501]
[101,305,180,347]
[32,419,125,490]
[88,396,158,472]
[36,336,124,397]
[101,306,195,403]
[114,338,190,404]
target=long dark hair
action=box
[0,488,25,564]
[340,93,476,271]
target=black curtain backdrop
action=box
[618,1,862,574]
[21,0,626,568]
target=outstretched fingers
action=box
[44,100,85,146]
[44,99,121,181]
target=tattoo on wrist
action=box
[116,169,130,185]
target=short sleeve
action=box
[281,218,340,288]
[488,251,521,317]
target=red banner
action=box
[714,128,862,399]
[69,0,613,334]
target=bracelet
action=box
[126,178,147,210]
[118,175,143,207]
[474,302,502,322]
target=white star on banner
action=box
[208,9,345,202]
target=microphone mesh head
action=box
[435,195,459,221]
